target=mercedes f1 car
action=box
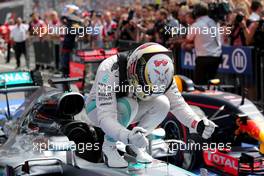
[0,71,197,176]
[160,75,264,175]
[0,71,43,142]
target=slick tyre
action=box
[160,106,205,170]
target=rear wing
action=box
[0,71,41,90]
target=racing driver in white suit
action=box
[85,43,217,168]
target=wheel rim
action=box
[163,120,195,170]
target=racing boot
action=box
[102,140,128,168]
[127,145,153,163]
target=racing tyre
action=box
[61,122,104,163]
[0,136,7,145]
[160,106,206,170]
[161,113,197,170]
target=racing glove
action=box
[128,127,149,148]
[196,118,217,139]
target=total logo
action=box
[207,152,237,169]
[231,48,247,73]
[204,150,239,174]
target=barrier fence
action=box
[177,45,264,108]
[33,40,60,69]
[30,40,264,108]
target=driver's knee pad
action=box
[117,97,138,127]
[151,95,170,116]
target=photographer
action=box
[248,0,264,48]
[136,9,170,46]
[249,0,263,21]
[229,9,251,46]
[118,10,137,41]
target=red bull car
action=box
[160,75,264,175]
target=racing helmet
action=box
[62,4,81,16]
[61,4,82,25]
[127,43,174,101]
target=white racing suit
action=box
[85,55,211,167]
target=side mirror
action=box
[58,92,84,116]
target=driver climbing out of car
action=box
[85,43,217,168]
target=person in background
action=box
[229,9,247,46]
[185,3,222,85]
[28,12,46,37]
[247,0,263,46]
[102,11,117,48]
[248,0,263,21]
[181,11,195,50]
[136,9,169,46]
[60,5,81,76]
[167,0,180,28]
[47,10,61,39]
[10,17,29,69]
[0,20,13,64]
[92,12,104,49]
[119,13,137,41]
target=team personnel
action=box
[10,17,29,69]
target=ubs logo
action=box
[231,48,247,73]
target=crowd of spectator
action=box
[0,0,263,81]
[1,0,263,48]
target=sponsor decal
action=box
[98,96,112,101]
[181,46,252,75]
[191,120,198,128]
[111,62,119,72]
[101,74,110,84]
[204,150,238,175]
[0,71,33,86]
[231,48,247,73]
[99,102,112,106]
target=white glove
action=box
[128,127,148,148]
[196,117,217,139]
